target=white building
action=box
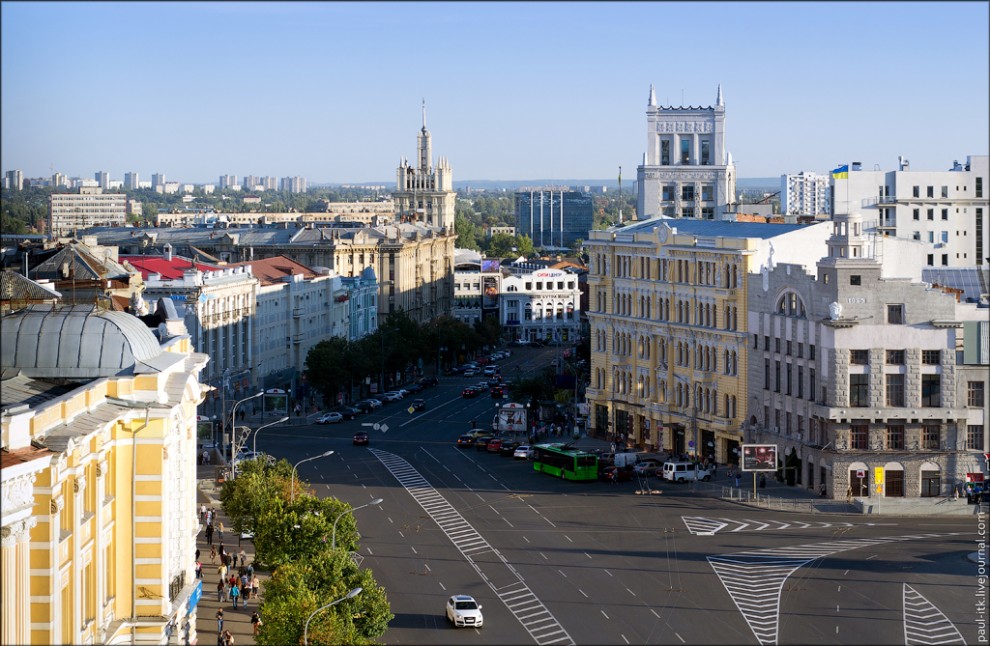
[781,171,831,217]
[3,169,24,190]
[151,173,166,190]
[280,176,307,194]
[123,171,139,190]
[637,84,737,221]
[394,103,455,229]
[500,266,582,345]
[49,187,129,237]
[94,170,110,190]
[219,174,238,190]
[833,155,988,268]
[452,251,483,328]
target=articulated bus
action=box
[532,443,598,481]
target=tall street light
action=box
[291,450,335,502]
[252,416,290,455]
[331,498,384,551]
[303,587,362,645]
[229,391,264,469]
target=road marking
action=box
[903,583,965,645]
[544,518,557,528]
[504,518,514,528]
[540,552,548,560]
[490,505,500,515]
[604,569,613,577]
[439,581,446,590]
[424,564,431,572]
[564,535,573,543]
[709,532,964,646]
[621,634,629,644]
[411,546,418,554]
[584,552,592,559]
[682,516,861,535]
[398,531,404,538]
[626,588,636,596]
[557,569,567,578]
[387,517,393,524]
[579,589,588,598]
[674,632,685,643]
[866,554,878,560]
[369,449,574,646]
[650,609,660,619]
[601,610,609,620]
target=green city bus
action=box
[532,443,598,481]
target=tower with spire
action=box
[637,84,736,221]
[394,100,456,229]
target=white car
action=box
[363,398,383,408]
[316,412,343,424]
[396,388,410,397]
[446,594,483,628]
[463,368,479,377]
[382,391,403,401]
[513,445,534,460]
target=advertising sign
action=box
[483,275,499,309]
[741,444,777,472]
[481,259,501,273]
[874,467,885,495]
[497,403,527,433]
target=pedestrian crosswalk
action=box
[707,532,964,645]
[370,448,574,645]
[683,516,868,535]
[903,583,965,645]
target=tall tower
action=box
[393,101,455,230]
[637,84,736,220]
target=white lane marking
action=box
[476,493,486,501]
[398,531,404,538]
[564,535,573,543]
[626,588,636,596]
[504,518,514,528]
[601,610,609,620]
[579,589,588,598]
[387,517,393,524]
[557,570,567,578]
[411,546,417,554]
[674,633,685,643]
[650,609,660,619]
[529,504,542,515]
[523,536,530,543]
[903,583,965,645]
[584,552,592,559]
[540,552,548,560]
[544,518,557,528]
[439,581,446,590]
[604,569,613,577]
[621,635,629,644]
[424,564,431,572]
[489,505,500,515]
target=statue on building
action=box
[829,301,842,321]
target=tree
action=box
[454,215,480,250]
[305,337,359,405]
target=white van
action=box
[662,461,712,483]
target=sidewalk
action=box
[196,464,267,646]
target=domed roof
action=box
[1,304,165,379]
[360,265,378,281]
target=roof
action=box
[922,267,990,304]
[120,255,220,280]
[1,304,169,379]
[616,216,810,240]
[0,269,62,302]
[228,255,318,286]
[0,445,56,470]
[30,242,131,281]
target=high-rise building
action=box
[637,84,736,220]
[262,176,278,191]
[781,171,831,217]
[393,102,455,229]
[219,174,238,190]
[279,176,307,193]
[832,155,989,268]
[94,170,110,190]
[243,174,260,191]
[151,173,166,190]
[51,172,68,188]
[515,189,594,249]
[123,171,140,190]
[4,169,24,190]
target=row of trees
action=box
[220,458,392,645]
[304,312,502,407]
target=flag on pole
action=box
[831,164,849,179]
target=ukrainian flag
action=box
[831,164,849,179]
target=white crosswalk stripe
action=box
[708,532,965,645]
[903,583,965,645]
[683,516,859,535]
[370,449,574,646]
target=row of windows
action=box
[765,359,816,399]
[599,368,738,419]
[849,373,948,407]
[593,254,742,287]
[756,335,818,360]
[847,349,941,365]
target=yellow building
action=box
[1,298,209,644]
[585,217,830,464]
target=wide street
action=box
[251,346,982,646]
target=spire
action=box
[422,98,427,131]
[716,83,723,107]
[648,83,656,107]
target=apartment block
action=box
[49,187,129,237]
[781,171,831,217]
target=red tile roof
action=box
[120,256,220,280]
[0,445,55,469]
[229,255,319,286]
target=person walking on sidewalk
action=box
[216,579,225,603]
[218,561,227,582]
[210,545,217,564]
[206,522,214,546]
[215,608,224,633]
[238,548,246,568]
[252,574,260,602]
[251,611,262,636]
[229,582,240,609]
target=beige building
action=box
[49,188,130,238]
[393,105,455,230]
[585,217,831,464]
[154,202,397,228]
[1,298,209,645]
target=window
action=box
[764,358,771,390]
[887,304,904,324]
[886,350,905,364]
[701,140,711,165]
[701,185,713,201]
[927,208,934,220]
[978,177,984,198]
[886,424,904,450]
[786,340,792,356]
[849,374,870,406]
[681,138,690,164]
[968,381,986,407]
[797,366,804,398]
[810,344,816,360]
[775,338,781,353]
[850,275,861,285]
[701,207,714,219]
[968,425,985,450]
[941,186,949,198]
[850,350,869,365]
[927,186,934,198]
[661,140,670,165]
[810,369,816,400]
[927,254,934,265]
[774,360,781,392]
[682,185,695,201]
[941,208,949,220]
[797,342,804,358]
[786,363,792,395]
[921,374,941,407]
[942,254,949,266]
[922,350,941,364]
[912,186,920,198]
[923,425,940,450]
[913,208,920,220]
[885,374,905,407]
[764,336,770,351]
[851,423,868,449]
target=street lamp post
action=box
[303,587,362,645]
[229,391,264,471]
[252,416,290,455]
[291,451,336,502]
[331,498,384,551]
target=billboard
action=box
[481,259,501,273]
[741,444,777,472]
[483,275,499,309]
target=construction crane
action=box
[757,191,780,204]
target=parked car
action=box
[354,401,376,413]
[418,376,440,387]
[352,431,369,446]
[499,441,521,457]
[601,465,634,482]
[513,445,534,460]
[332,405,362,420]
[462,387,479,398]
[446,594,483,628]
[456,434,476,448]
[361,398,383,408]
[463,368,479,377]
[410,398,426,411]
[474,435,494,451]
[486,438,503,453]
[316,412,343,425]
[382,391,403,402]
[633,459,663,477]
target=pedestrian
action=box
[251,611,262,636]
[215,608,224,633]
[210,545,217,564]
[200,503,207,521]
[216,579,224,603]
[223,630,234,646]
[240,573,249,600]
[734,474,741,488]
[238,549,246,568]
[759,474,767,489]
[218,521,224,541]
[819,482,827,497]
[252,574,260,601]
[246,563,254,579]
[218,562,227,581]
[229,583,240,609]
[846,485,853,503]
[205,523,214,546]
[205,451,211,465]
[195,561,202,579]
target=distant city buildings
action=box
[280,176,307,193]
[4,169,24,190]
[123,171,139,190]
[637,84,737,221]
[782,171,831,217]
[219,174,238,190]
[94,170,110,190]
[515,189,593,249]
[151,172,166,191]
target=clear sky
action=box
[2,1,987,184]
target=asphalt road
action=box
[253,348,981,646]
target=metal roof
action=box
[614,216,810,240]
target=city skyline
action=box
[1,1,987,183]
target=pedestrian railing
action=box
[718,487,856,514]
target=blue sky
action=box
[2,1,987,184]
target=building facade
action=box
[4,169,24,190]
[515,189,594,249]
[499,267,582,345]
[1,300,209,645]
[279,176,307,193]
[393,106,455,230]
[833,155,988,268]
[585,217,832,463]
[746,212,988,501]
[637,84,736,221]
[123,172,139,190]
[49,187,130,238]
[782,171,831,217]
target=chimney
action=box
[164,243,173,261]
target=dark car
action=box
[332,405,362,420]
[410,398,426,411]
[462,387,479,398]
[354,400,375,413]
[456,434,476,448]
[474,435,494,451]
[489,385,505,398]
[601,465,634,482]
[498,441,521,457]
[353,431,369,446]
[404,383,423,393]
[418,376,440,387]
